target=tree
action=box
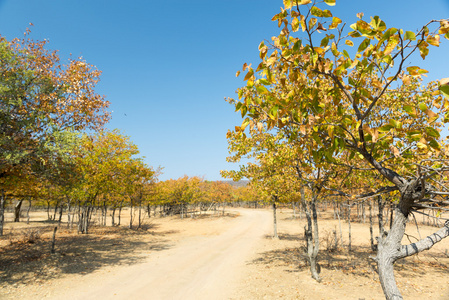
[0,31,110,234]
[74,130,146,233]
[0,31,110,181]
[228,1,449,298]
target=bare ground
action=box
[1,207,449,299]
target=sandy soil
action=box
[1,207,449,299]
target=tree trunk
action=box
[78,201,93,234]
[129,198,134,229]
[272,200,278,239]
[53,202,58,221]
[26,197,32,224]
[0,190,6,236]
[102,200,107,226]
[368,200,376,251]
[14,199,23,222]
[347,202,352,252]
[118,203,123,226]
[336,205,344,248]
[111,207,116,226]
[389,204,394,229]
[46,200,52,220]
[303,190,320,282]
[378,195,385,236]
[138,198,142,229]
[376,208,449,299]
[58,205,63,225]
[66,197,72,229]
[50,226,58,254]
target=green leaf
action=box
[269,106,279,119]
[256,85,268,94]
[357,38,371,53]
[370,16,386,31]
[428,139,441,150]
[235,102,242,111]
[439,84,449,99]
[238,89,244,100]
[404,31,416,41]
[403,105,416,116]
[425,127,440,138]
[379,124,394,132]
[418,102,428,112]
[321,36,330,47]
[241,105,247,117]
[259,78,271,85]
[389,119,402,129]
[311,6,323,17]
[324,0,336,6]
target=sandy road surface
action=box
[47,209,271,300]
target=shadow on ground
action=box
[249,241,449,279]
[0,223,175,286]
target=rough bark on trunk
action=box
[0,190,5,236]
[368,200,376,251]
[111,207,116,226]
[303,192,320,282]
[66,197,72,229]
[336,205,344,248]
[78,201,93,234]
[51,226,58,254]
[118,200,123,226]
[14,199,23,222]
[26,197,32,224]
[58,205,63,225]
[376,208,449,299]
[138,198,142,229]
[129,198,134,229]
[272,200,278,239]
[377,195,385,236]
[53,203,58,221]
[46,200,52,220]
[347,202,352,252]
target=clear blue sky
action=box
[1,0,448,181]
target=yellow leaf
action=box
[402,75,411,85]
[314,47,324,54]
[426,109,438,122]
[389,145,400,157]
[417,142,427,150]
[427,35,440,47]
[372,128,379,142]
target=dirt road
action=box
[46,209,271,300]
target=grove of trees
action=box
[3,1,449,299]
[224,0,449,299]
[0,31,243,238]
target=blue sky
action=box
[1,0,448,181]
